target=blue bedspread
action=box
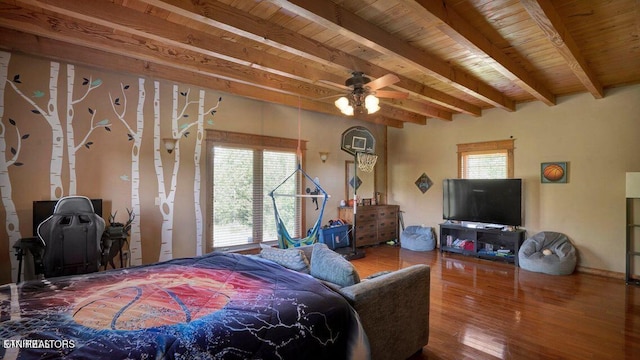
[0,252,368,359]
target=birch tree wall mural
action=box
[110,78,145,266]
[65,64,111,196]
[0,51,24,281]
[194,91,221,256]
[0,53,223,282]
[7,61,63,200]
[154,84,222,261]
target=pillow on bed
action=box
[310,243,360,287]
[259,245,310,274]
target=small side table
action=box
[102,228,129,269]
[12,237,44,282]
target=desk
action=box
[13,237,45,282]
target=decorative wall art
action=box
[349,175,362,191]
[541,162,568,183]
[415,173,434,194]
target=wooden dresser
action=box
[338,205,399,247]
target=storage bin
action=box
[319,225,350,250]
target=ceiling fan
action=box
[332,72,408,116]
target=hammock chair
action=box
[268,164,328,249]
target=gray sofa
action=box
[339,265,430,360]
[257,243,430,360]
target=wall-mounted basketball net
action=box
[339,126,379,260]
[341,126,378,173]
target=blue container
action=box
[319,225,350,250]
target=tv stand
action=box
[439,223,526,266]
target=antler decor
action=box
[107,208,135,236]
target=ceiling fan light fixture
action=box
[335,96,349,109]
[364,94,380,114]
[335,96,354,115]
[344,106,355,116]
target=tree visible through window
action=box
[458,140,514,179]
[206,130,303,251]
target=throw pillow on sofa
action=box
[310,243,360,287]
[259,244,310,274]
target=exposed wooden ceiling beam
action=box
[407,0,556,106]
[0,28,406,128]
[274,0,516,111]
[520,0,604,99]
[142,0,480,117]
[386,98,452,121]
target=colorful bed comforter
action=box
[0,252,368,359]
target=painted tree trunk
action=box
[154,81,177,262]
[7,61,64,199]
[66,64,78,195]
[48,62,64,199]
[128,78,145,265]
[194,90,205,256]
[0,51,21,282]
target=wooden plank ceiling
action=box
[0,0,638,128]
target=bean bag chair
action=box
[518,231,577,275]
[400,226,436,251]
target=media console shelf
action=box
[439,223,526,266]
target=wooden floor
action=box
[350,245,640,360]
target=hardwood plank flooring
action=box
[350,245,640,360]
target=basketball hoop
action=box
[357,152,378,173]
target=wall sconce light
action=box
[319,151,329,163]
[163,138,178,154]
[627,172,640,198]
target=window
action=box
[457,139,514,179]
[206,130,305,251]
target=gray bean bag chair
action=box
[518,231,577,275]
[400,226,436,251]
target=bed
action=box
[0,252,368,359]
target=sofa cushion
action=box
[259,244,310,274]
[310,243,360,287]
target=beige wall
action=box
[388,84,640,274]
[0,52,386,284]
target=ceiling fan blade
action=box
[366,73,400,90]
[374,90,409,99]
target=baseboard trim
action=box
[576,265,624,280]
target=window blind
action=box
[462,151,508,179]
[457,139,515,179]
[211,145,299,249]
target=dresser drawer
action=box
[356,233,379,246]
[377,207,398,219]
[337,205,399,248]
[377,228,397,243]
[356,210,377,222]
[355,221,376,236]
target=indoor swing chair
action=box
[268,164,329,249]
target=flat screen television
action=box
[443,179,522,226]
[32,199,103,236]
